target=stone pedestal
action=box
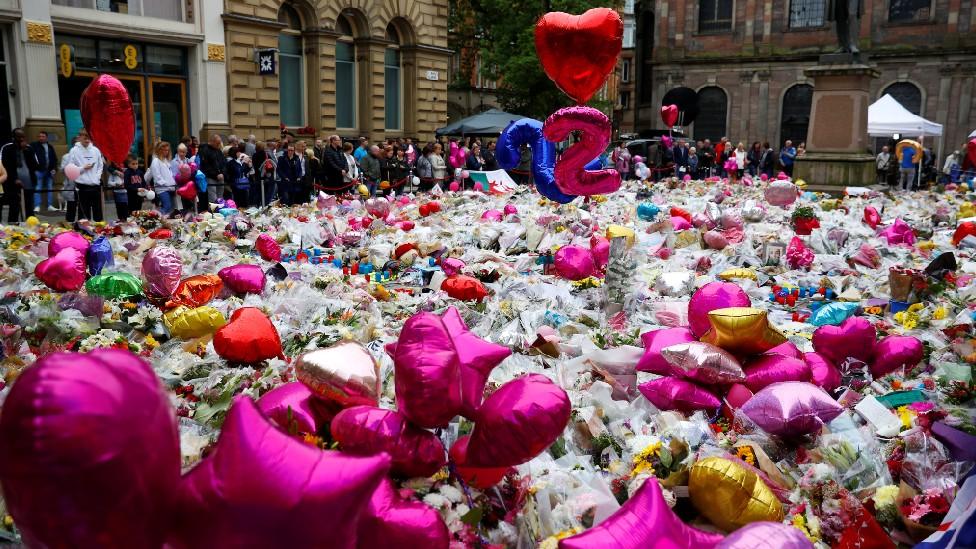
[793,61,879,193]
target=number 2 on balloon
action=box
[543,106,621,196]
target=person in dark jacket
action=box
[224,146,250,209]
[30,131,59,212]
[276,144,302,206]
[197,134,226,211]
[672,140,689,178]
[746,142,762,177]
[322,135,347,189]
[1,128,39,222]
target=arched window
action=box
[278,3,304,127]
[883,82,922,115]
[384,24,402,131]
[335,14,357,129]
[780,84,813,146]
[694,87,727,141]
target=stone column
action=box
[356,37,389,141]
[306,30,338,133]
[757,72,770,141]
[196,0,230,140]
[15,1,65,143]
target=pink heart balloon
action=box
[48,230,90,257]
[811,316,876,366]
[590,236,610,271]
[871,335,923,377]
[357,478,450,548]
[742,381,843,437]
[393,312,462,429]
[440,307,511,419]
[636,327,697,375]
[0,350,179,549]
[465,374,571,467]
[255,234,282,262]
[64,163,82,181]
[554,245,596,281]
[331,406,446,478]
[744,355,811,392]
[218,263,266,295]
[687,282,751,338]
[170,396,391,549]
[559,478,724,549]
[142,246,183,299]
[671,216,692,231]
[257,381,332,435]
[639,377,721,412]
[718,521,814,548]
[805,352,842,392]
[35,247,87,292]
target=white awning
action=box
[868,94,943,137]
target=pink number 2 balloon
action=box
[543,105,620,196]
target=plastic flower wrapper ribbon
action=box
[559,478,724,549]
[86,235,114,275]
[812,316,876,364]
[688,282,752,338]
[48,230,90,257]
[213,307,284,364]
[636,327,697,375]
[331,405,446,478]
[295,342,381,409]
[661,341,747,385]
[169,396,391,549]
[356,477,450,548]
[701,307,787,355]
[807,301,859,327]
[639,377,721,412]
[879,218,917,246]
[142,245,183,299]
[744,355,811,392]
[35,246,87,292]
[219,263,266,295]
[741,381,842,437]
[85,271,143,300]
[0,350,179,549]
[688,456,784,531]
[785,236,814,269]
[717,522,813,549]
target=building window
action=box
[694,87,728,141]
[278,4,304,128]
[889,0,931,22]
[789,0,826,28]
[52,0,186,22]
[619,91,630,108]
[385,24,402,131]
[335,15,356,129]
[780,84,813,146]
[623,20,636,48]
[882,82,922,115]
[621,60,631,83]
[699,0,733,33]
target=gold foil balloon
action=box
[701,307,787,356]
[296,342,380,408]
[164,306,226,339]
[689,457,783,531]
[605,224,635,247]
[718,268,757,281]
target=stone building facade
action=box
[223,0,451,142]
[619,0,976,152]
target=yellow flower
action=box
[874,485,899,508]
[144,334,159,349]
[908,303,924,313]
[791,514,816,542]
[632,441,663,475]
[3,514,12,527]
[933,306,947,320]
[897,406,914,429]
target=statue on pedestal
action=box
[827,0,864,54]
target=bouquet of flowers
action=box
[791,206,820,235]
[897,483,951,541]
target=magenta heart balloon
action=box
[465,374,570,467]
[871,335,923,377]
[742,381,843,437]
[639,377,721,412]
[811,316,876,366]
[218,263,266,295]
[0,350,179,549]
[590,236,610,271]
[441,307,511,419]
[805,352,842,392]
[671,215,692,231]
[744,355,811,392]
[35,247,87,292]
[142,246,183,299]
[255,234,282,262]
[170,396,391,549]
[554,245,596,281]
[257,381,331,435]
[331,405,446,478]
[636,327,697,375]
[687,282,751,338]
[393,312,462,429]
[559,478,724,549]
[717,521,814,549]
[48,230,90,257]
[357,478,450,549]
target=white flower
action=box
[422,493,450,510]
[439,484,464,503]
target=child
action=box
[107,163,127,220]
[123,155,147,214]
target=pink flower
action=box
[908,401,935,413]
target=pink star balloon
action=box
[357,478,450,549]
[440,307,512,418]
[393,312,463,429]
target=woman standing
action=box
[734,142,747,182]
[171,143,193,214]
[430,142,447,186]
[415,144,434,190]
[225,146,250,208]
[466,143,485,189]
[145,141,176,216]
[341,142,359,192]
[746,142,762,177]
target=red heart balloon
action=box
[660,104,679,127]
[177,180,197,201]
[81,75,135,166]
[213,307,284,363]
[440,275,489,301]
[535,8,623,104]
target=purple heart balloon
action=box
[0,350,179,549]
[639,377,721,412]
[142,246,183,299]
[331,405,446,478]
[466,374,570,467]
[741,381,843,437]
[48,230,90,257]
[687,282,751,338]
[393,312,462,429]
[441,307,512,419]
[870,335,923,377]
[218,263,266,295]
[744,355,811,392]
[636,327,697,375]
[357,478,450,549]
[717,521,814,549]
[811,316,876,366]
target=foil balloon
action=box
[726,383,754,409]
[636,327,697,375]
[704,230,729,250]
[170,397,390,549]
[64,163,82,181]
[366,197,392,219]
[440,257,466,277]
[164,306,227,339]
[812,316,876,364]
[688,282,752,338]
[449,435,510,489]
[177,180,197,201]
[534,8,623,104]
[805,352,842,392]
[785,236,814,269]
[688,457,784,531]
[256,382,328,435]
[255,234,282,262]
[870,335,923,377]
[0,350,179,549]
[766,341,802,360]
[169,274,224,308]
[80,74,135,166]
[764,179,798,207]
[465,374,571,467]
[639,377,721,412]
[357,478,450,549]
[295,342,380,408]
[440,307,511,418]
[554,245,596,280]
[48,230,90,256]
[741,382,843,437]
[331,406,446,478]
[717,521,814,549]
[808,300,859,326]
[441,274,489,301]
[879,218,916,246]
[863,206,881,229]
[590,236,610,271]
[741,199,766,221]
[952,221,976,246]
[661,341,747,384]
[142,246,183,299]
[744,354,811,392]
[671,215,692,231]
[218,263,266,295]
[701,307,787,355]
[717,268,757,282]
[637,202,660,221]
[543,106,621,196]
[213,307,283,363]
[559,478,724,549]
[35,247,87,292]
[85,271,143,300]
[393,312,462,429]
[86,235,113,275]
[660,104,679,127]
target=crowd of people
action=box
[874,140,975,191]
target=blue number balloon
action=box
[86,236,114,276]
[497,118,578,204]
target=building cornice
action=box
[222,13,286,30]
[401,43,455,56]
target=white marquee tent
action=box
[868,94,943,137]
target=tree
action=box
[454,0,617,121]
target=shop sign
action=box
[59,44,74,78]
[257,49,276,75]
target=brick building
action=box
[619,0,976,153]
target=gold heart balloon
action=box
[689,456,783,531]
[295,342,380,408]
[701,307,786,356]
